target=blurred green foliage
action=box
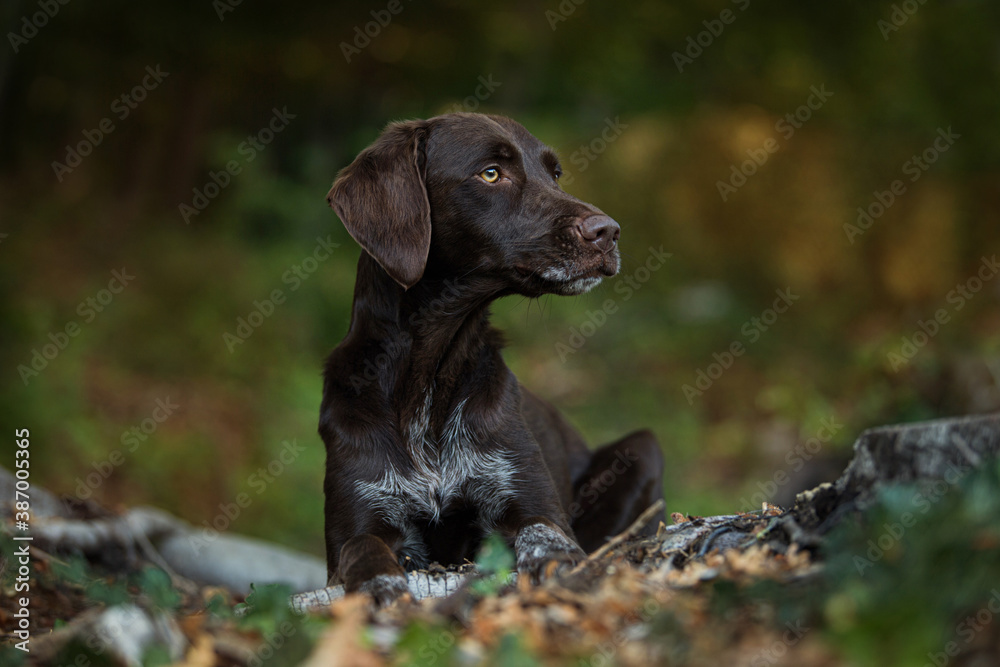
[394,620,460,667]
[715,457,1000,666]
[235,583,325,665]
[0,557,187,665]
[1,1,999,562]
[820,459,1000,664]
[470,532,515,596]
[44,558,183,613]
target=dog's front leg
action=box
[491,451,587,582]
[513,516,586,582]
[339,530,409,606]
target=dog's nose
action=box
[577,214,620,253]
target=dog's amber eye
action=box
[479,168,500,183]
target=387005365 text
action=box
[13,428,33,653]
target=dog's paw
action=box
[356,574,411,607]
[514,522,586,584]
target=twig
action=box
[128,517,201,596]
[570,499,665,574]
[27,544,65,566]
[697,526,736,557]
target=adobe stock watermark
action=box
[924,590,1000,667]
[349,278,467,394]
[853,458,973,575]
[444,75,502,113]
[878,0,929,41]
[886,255,999,371]
[17,268,135,386]
[247,621,298,667]
[7,0,71,54]
[559,116,628,187]
[408,619,468,665]
[340,0,415,63]
[188,438,305,554]
[988,359,1000,388]
[51,66,170,182]
[179,107,296,224]
[545,0,586,31]
[223,236,339,352]
[213,0,243,21]
[554,245,672,362]
[717,84,832,201]
[738,416,844,513]
[682,288,800,404]
[70,397,180,502]
[568,448,639,521]
[672,0,751,72]
[844,126,960,243]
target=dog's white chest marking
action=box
[355,395,513,532]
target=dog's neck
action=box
[348,254,507,423]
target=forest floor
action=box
[3,413,1000,666]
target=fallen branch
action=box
[290,569,477,613]
[2,502,327,595]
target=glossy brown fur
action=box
[320,113,664,604]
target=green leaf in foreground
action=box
[471,532,515,596]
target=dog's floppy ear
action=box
[327,120,431,290]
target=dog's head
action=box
[327,113,620,297]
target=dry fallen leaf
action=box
[301,595,383,667]
[171,634,215,667]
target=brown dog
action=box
[320,113,664,604]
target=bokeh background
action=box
[2,0,999,559]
